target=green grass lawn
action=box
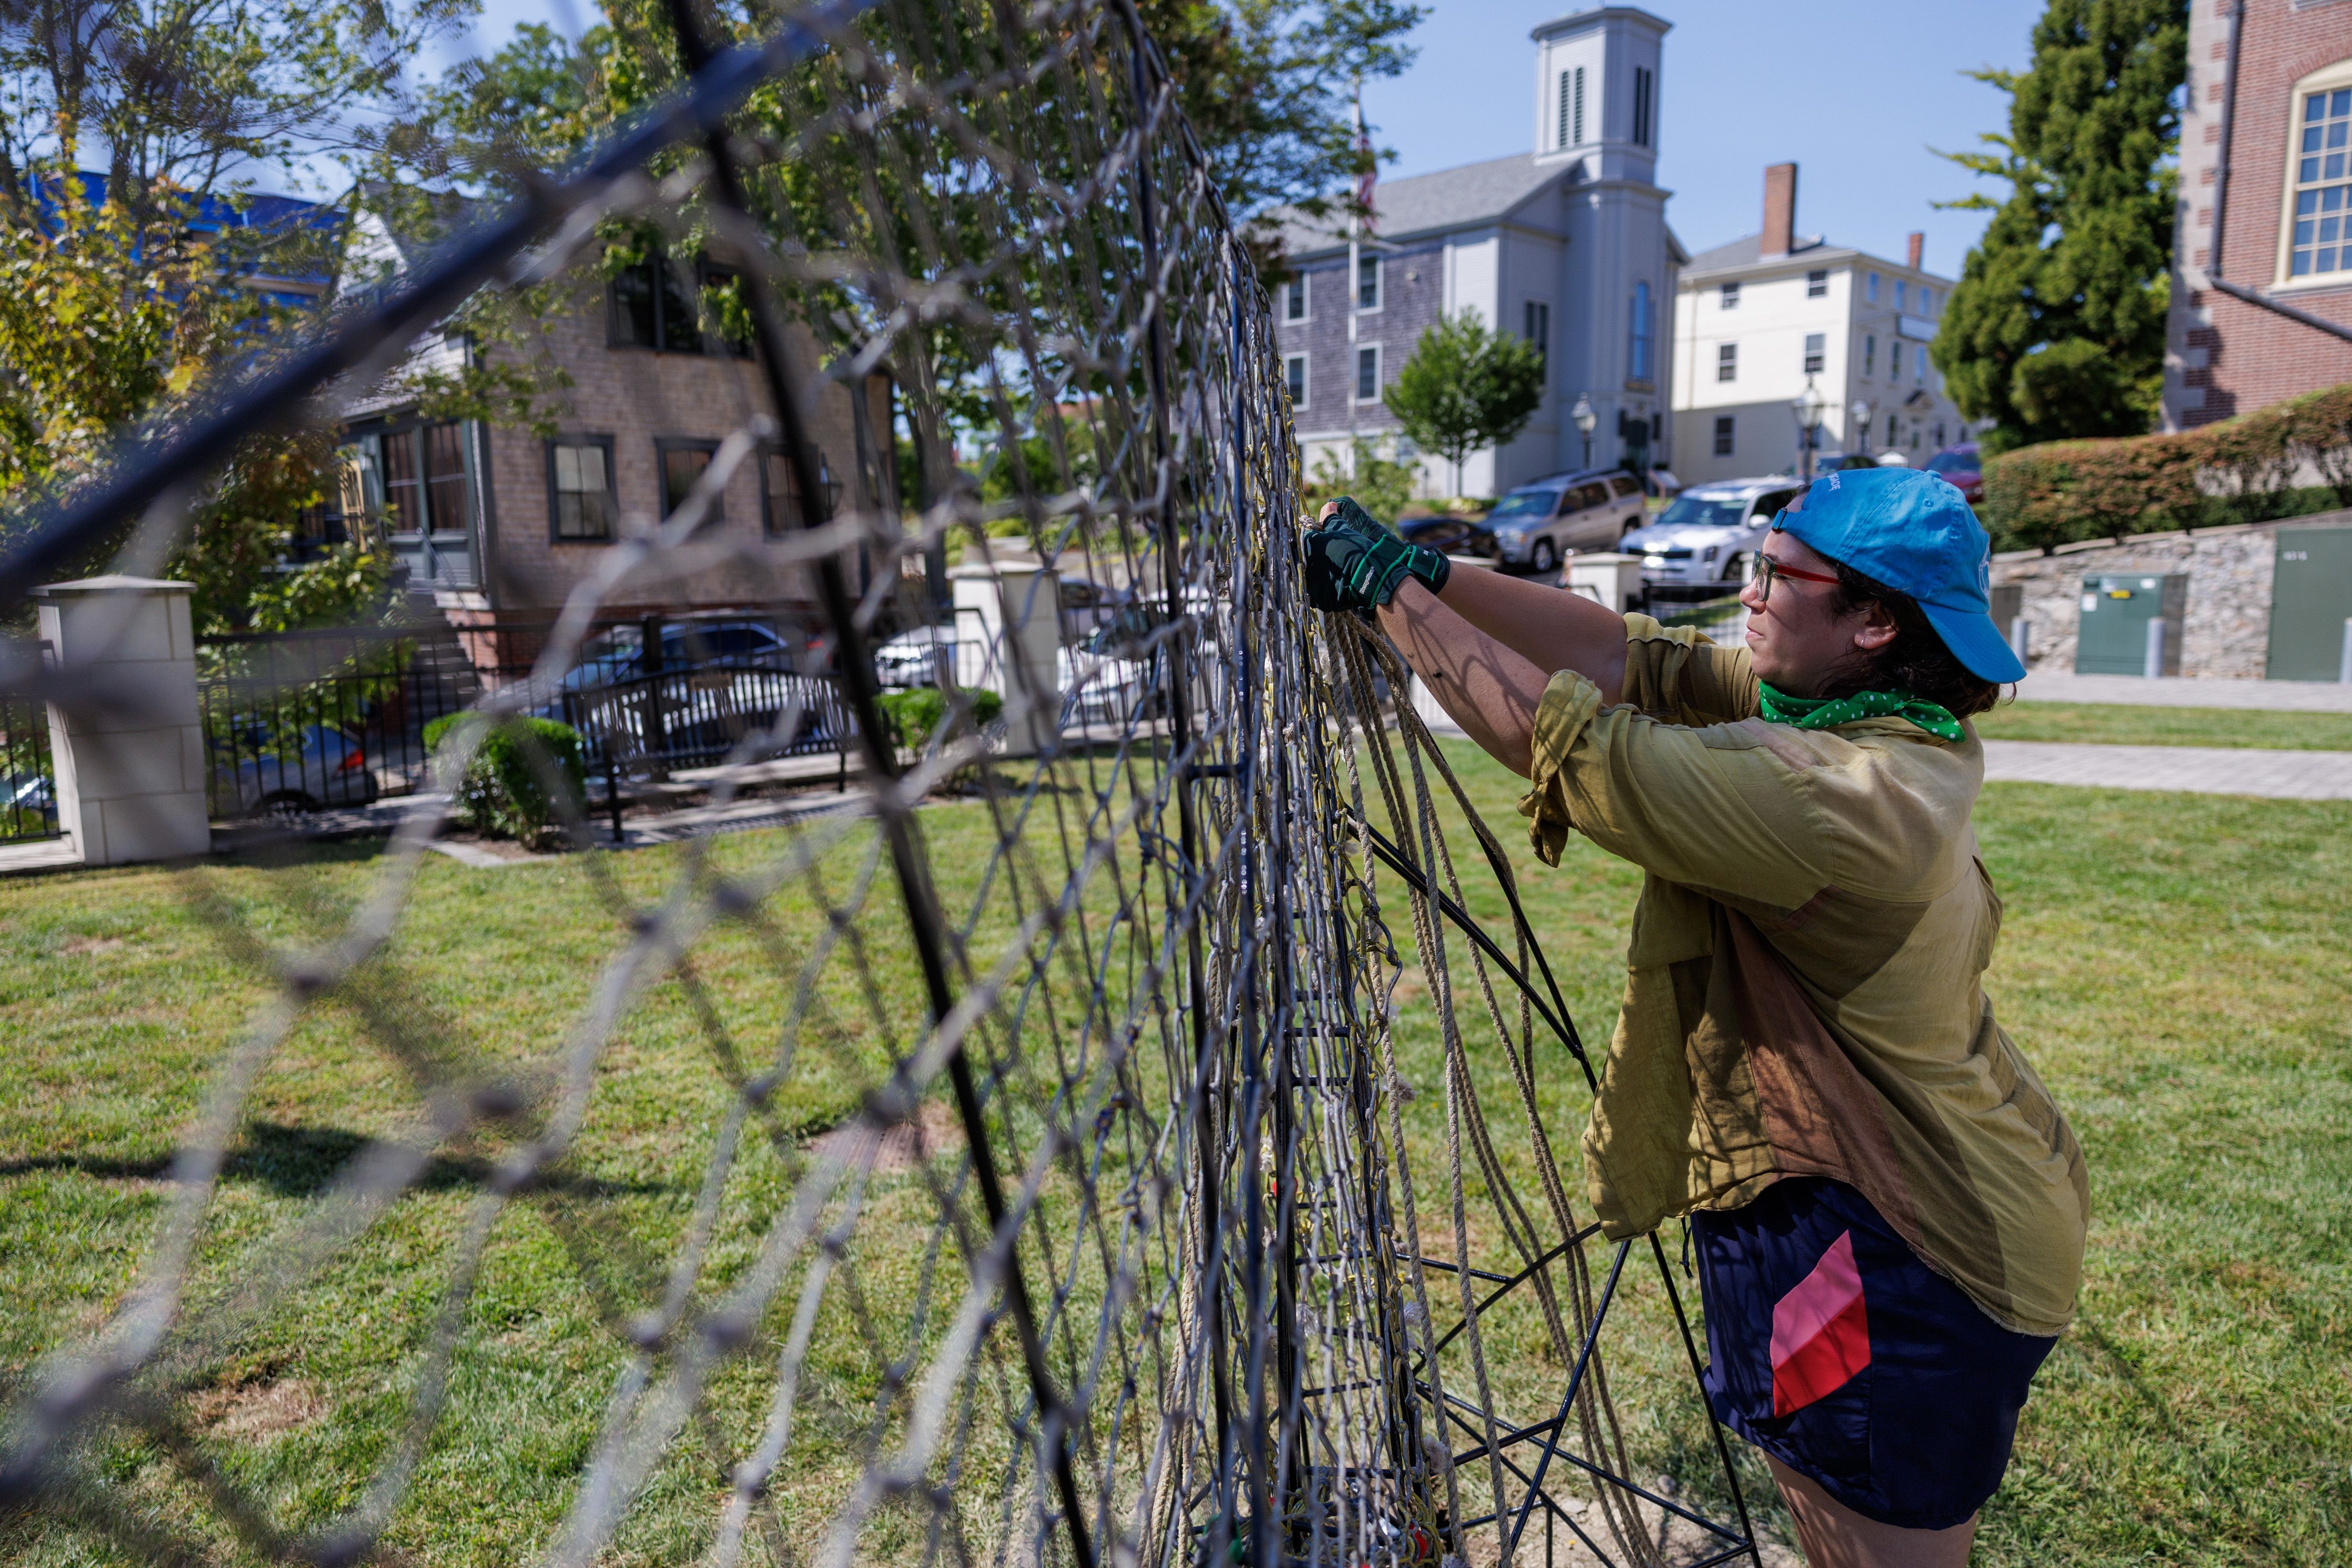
[2,746,2346,1565]
[1977,700,2352,751]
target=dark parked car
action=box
[1398,515,1497,559]
[1924,442,1983,503]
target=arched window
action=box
[2279,59,2352,285]
[1628,281,1653,383]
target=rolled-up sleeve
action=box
[1516,670,1832,907]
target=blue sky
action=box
[433,0,2054,280]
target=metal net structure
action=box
[0,3,1765,1565]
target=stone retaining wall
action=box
[1991,506,2351,679]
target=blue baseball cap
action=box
[1774,466,2024,684]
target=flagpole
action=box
[1347,76,1362,481]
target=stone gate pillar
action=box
[34,577,210,866]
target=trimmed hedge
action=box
[1980,382,2352,552]
[875,686,1003,752]
[422,714,586,843]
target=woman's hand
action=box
[1302,497,1449,613]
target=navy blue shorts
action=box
[1690,1177,2056,1531]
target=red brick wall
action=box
[2166,0,2352,429]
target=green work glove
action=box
[1302,497,1449,614]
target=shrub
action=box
[875,687,1002,753]
[1981,381,2352,551]
[1302,438,1415,525]
[422,714,587,843]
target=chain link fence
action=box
[0,3,1766,1564]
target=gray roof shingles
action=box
[1269,153,1569,258]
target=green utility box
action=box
[2075,574,2186,676]
[2265,526,2352,682]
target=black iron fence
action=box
[0,686,60,845]
[197,620,861,820]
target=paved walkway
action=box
[1982,740,2352,799]
[2013,671,2352,711]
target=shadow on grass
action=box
[0,1120,676,1201]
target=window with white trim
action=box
[1356,253,1380,310]
[1716,342,1737,382]
[1285,353,1308,408]
[1631,66,1653,147]
[1284,274,1307,320]
[1866,272,1880,303]
[2290,84,2352,279]
[1806,269,1828,298]
[1803,332,1825,375]
[1355,344,1380,402]
[1719,280,1740,309]
[1864,333,1877,377]
[547,437,616,541]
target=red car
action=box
[1924,442,1982,503]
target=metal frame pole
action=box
[655,6,1093,1565]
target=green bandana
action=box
[1757,683,1966,743]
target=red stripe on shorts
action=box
[1770,1229,1871,1417]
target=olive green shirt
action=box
[1518,613,2089,1336]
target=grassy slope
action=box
[1977,701,2352,752]
[2,748,2346,1564]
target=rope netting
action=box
[0,3,1763,1564]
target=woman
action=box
[1305,468,2086,1567]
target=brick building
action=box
[2164,0,2352,429]
[338,226,888,653]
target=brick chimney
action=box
[1907,230,1924,270]
[1762,164,1797,259]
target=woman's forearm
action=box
[1432,566,1627,707]
[1375,580,1553,777]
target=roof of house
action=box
[1680,230,1955,286]
[1680,232,1838,273]
[1271,153,1572,257]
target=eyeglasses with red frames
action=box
[1753,517,1841,603]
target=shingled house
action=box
[1273,5,1685,497]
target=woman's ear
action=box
[1851,601,1899,653]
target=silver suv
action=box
[1619,476,1805,597]
[1485,469,1647,574]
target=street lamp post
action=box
[1791,379,1826,482]
[1849,398,1872,465]
[1571,396,1598,470]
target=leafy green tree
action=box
[0,0,475,217]
[0,177,390,631]
[1132,0,1423,267]
[1382,308,1545,495]
[0,0,470,627]
[1931,0,2187,453]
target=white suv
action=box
[1618,476,1806,597]
[1484,469,1648,574]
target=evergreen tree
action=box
[1931,0,2186,453]
[1382,309,1544,496]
